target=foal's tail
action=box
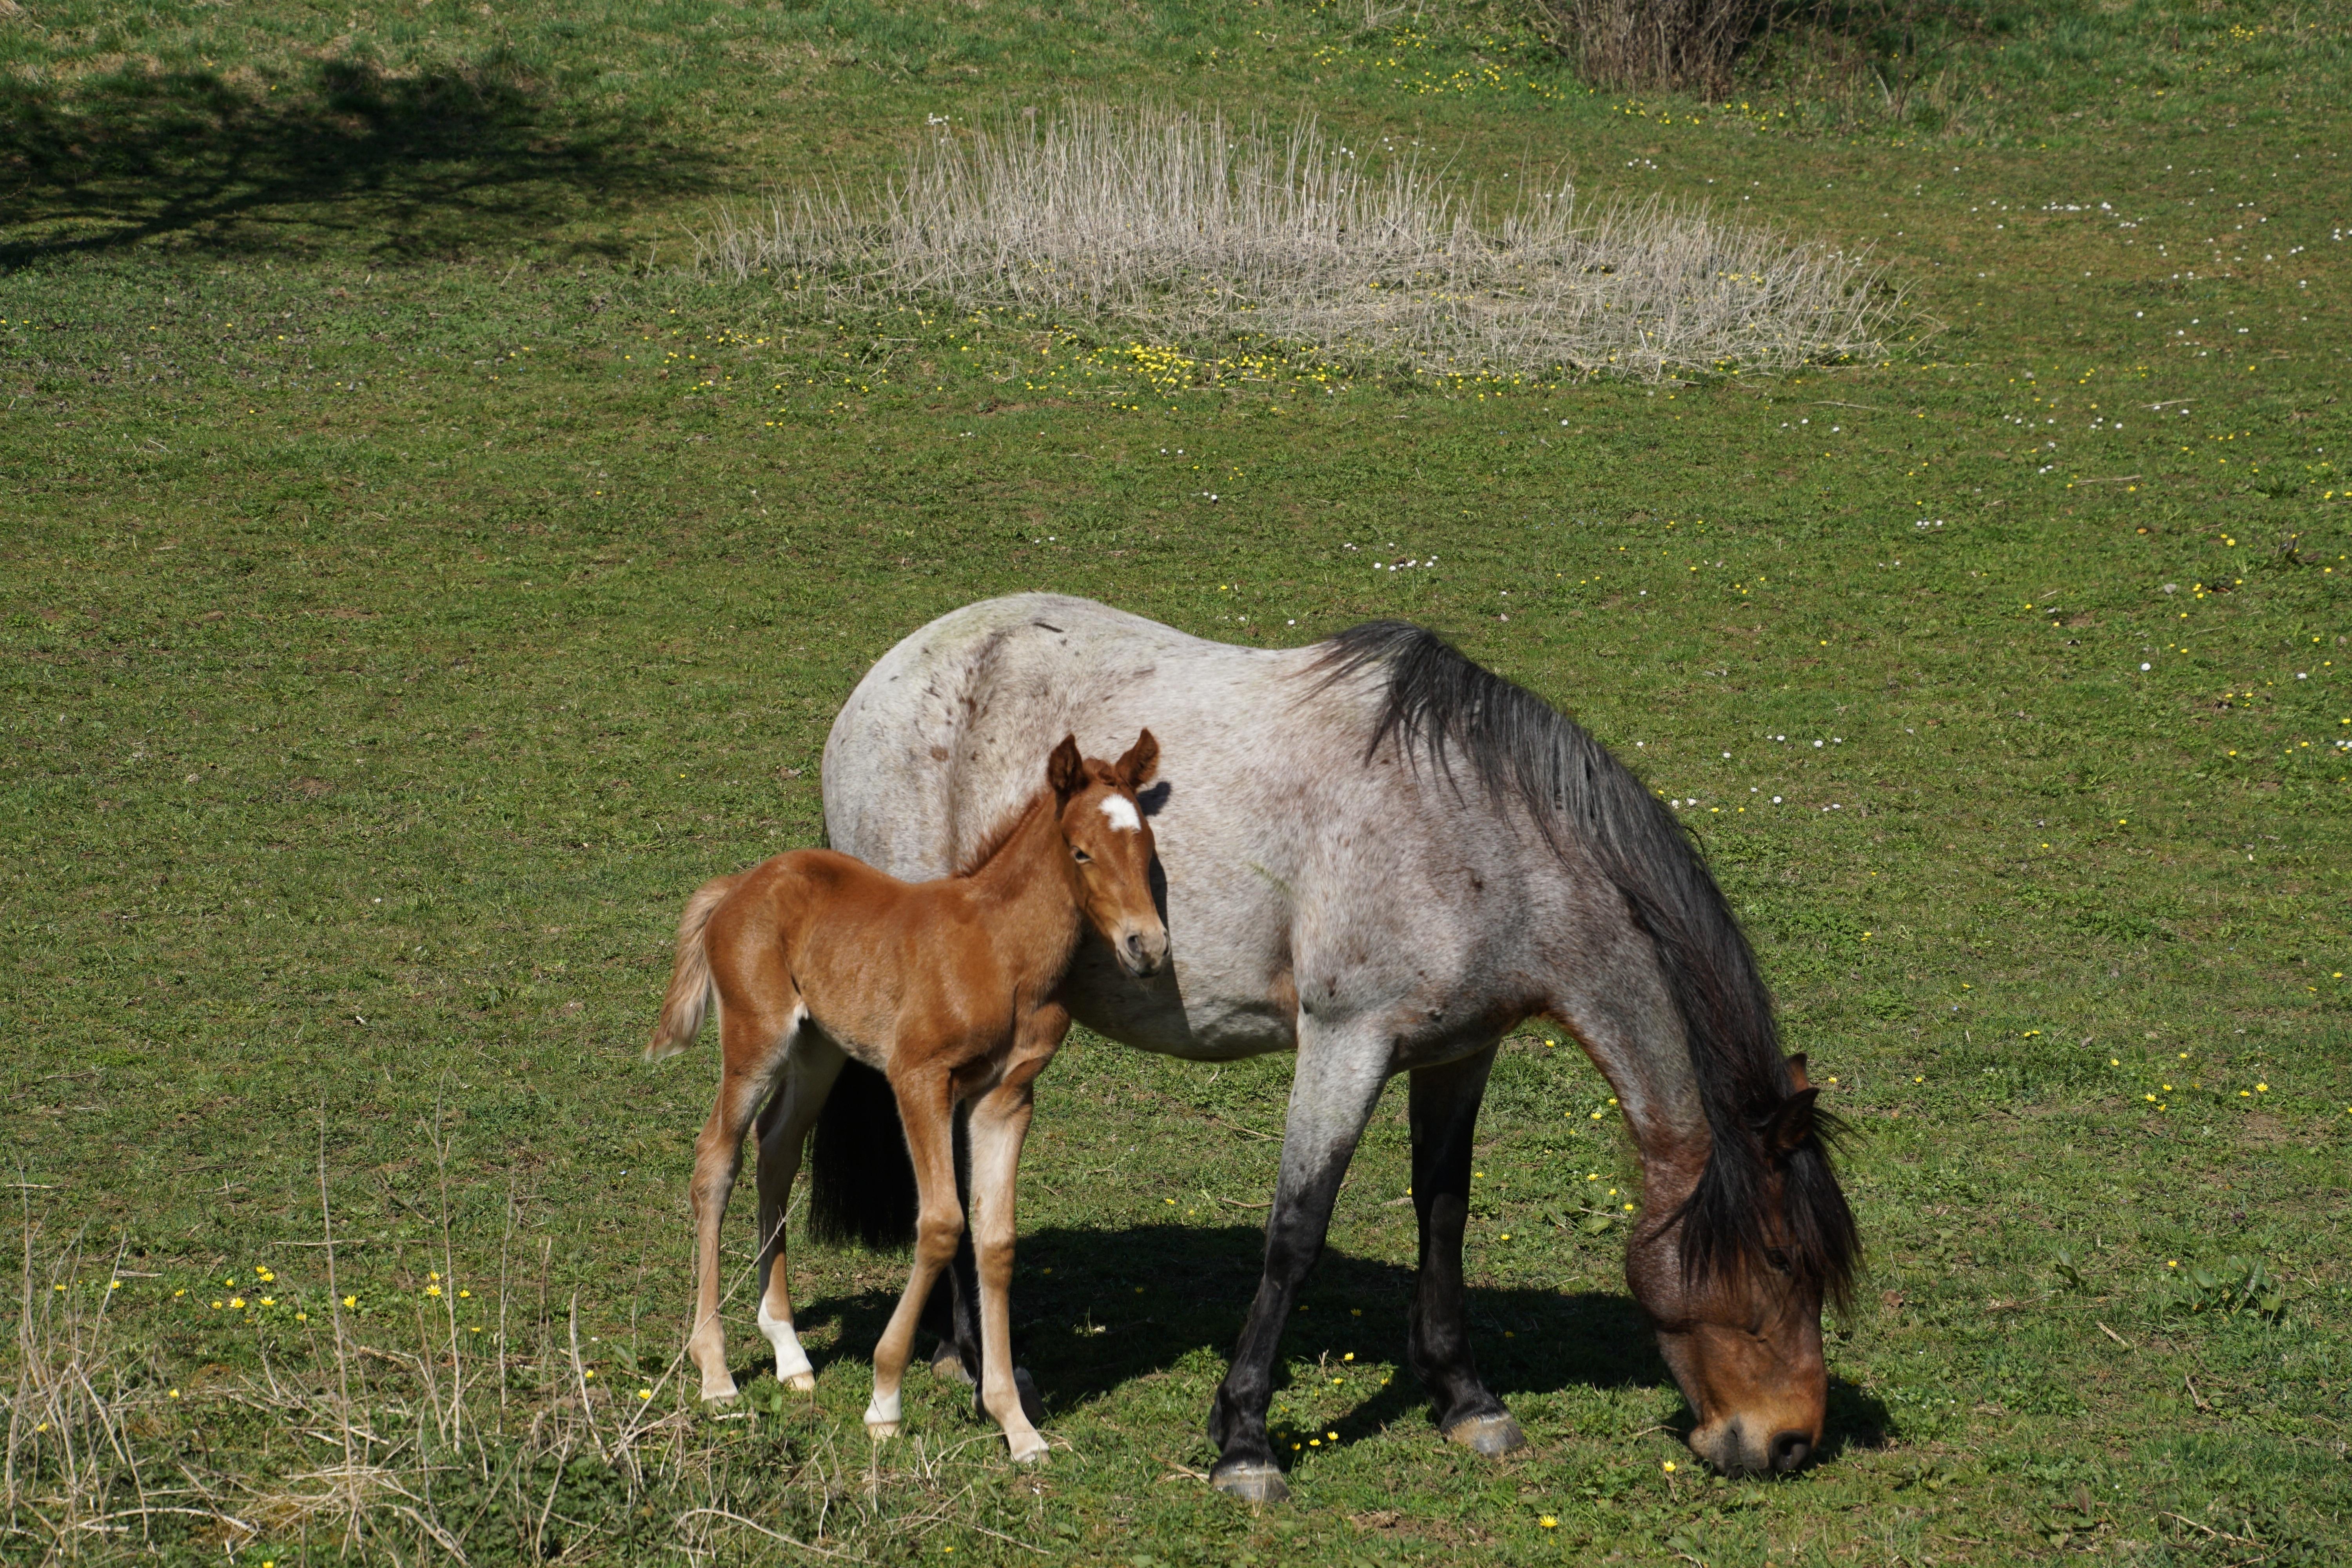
[645,874,743,1061]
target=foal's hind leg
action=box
[1407,1043,1525,1456]
[752,1029,846,1392]
[866,1068,961,1439]
[686,992,801,1402]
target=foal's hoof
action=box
[1210,1461,1289,1504]
[1443,1412,1529,1457]
[699,1376,740,1403]
[865,1419,902,1440]
[783,1370,817,1393]
[1007,1431,1050,1466]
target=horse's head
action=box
[1046,730,1169,978]
[1624,1054,1844,1476]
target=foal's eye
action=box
[1071,848,1092,864]
[1764,1247,1792,1276]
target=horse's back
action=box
[824,595,1445,1060]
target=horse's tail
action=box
[1318,621,1858,1307]
[645,874,742,1061]
[808,1061,919,1251]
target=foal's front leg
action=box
[960,1011,1063,1467]
[866,1068,962,1439]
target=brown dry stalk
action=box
[695,103,1899,382]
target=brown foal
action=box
[646,731,1165,1462]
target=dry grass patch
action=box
[697,103,1900,381]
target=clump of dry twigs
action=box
[695,103,1897,381]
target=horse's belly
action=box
[1064,956,1298,1062]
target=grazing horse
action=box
[813,595,1857,1501]
[646,730,1167,1461]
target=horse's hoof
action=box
[929,1340,975,1386]
[1007,1432,1050,1465]
[1444,1413,1529,1457]
[783,1370,817,1393]
[699,1378,740,1403]
[1210,1461,1289,1504]
[866,1419,901,1440]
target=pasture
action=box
[4,0,2349,1560]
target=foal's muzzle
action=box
[1116,926,1169,977]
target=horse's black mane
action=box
[1318,621,1858,1305]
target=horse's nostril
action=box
[1769,1431,1812,1472]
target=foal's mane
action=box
[1314,622,1858,1305]
[952,787,1052,878]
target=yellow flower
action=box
[639,1388,653,1400]
[343,1295,357,1308]
[1541,1516,1558,1528]
[1662,1460,1677,1473]
[229,1298,245,1309]
[425,1285,443,1298]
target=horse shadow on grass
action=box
[782,1222,1892,1465]
[0,51,712,266]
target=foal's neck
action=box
[963,791,1085,986]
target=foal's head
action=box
[1625,1055,1846,1477]
[1045,731,1168,978]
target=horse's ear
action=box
[1046,734,1085,800]
[1785,1053,1811,1092]
[1765,1088,1820,1156]
[1114,729,1159,789]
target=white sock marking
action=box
[1099,795,1142,832]
[865,1387,902,1425]
[758,1303,813,1381]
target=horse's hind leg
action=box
[1407,1043,1525,1456]
[753,1027,846,1392]
[686,988,800,1402]
[866,1068,961,1440]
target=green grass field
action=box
[5,0,2350,1560]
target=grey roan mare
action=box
[808,594,1856,1500]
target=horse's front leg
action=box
[1207,1025,1390,1503]
[1407,1042,1525,1455]
[867,1068,961,1440]
[752,1028,846,1392]
[962,1003,1066,1462]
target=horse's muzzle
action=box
[1117,926,1170,977]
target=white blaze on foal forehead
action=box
[1098,794,1143,833]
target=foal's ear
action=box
[1765,1088,1820,1156]
[1046,734,1085,800]
[1114,728,1160,789]
[1785,1053,1811,1093]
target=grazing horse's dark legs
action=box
[1407,1044,1525,1454]
[1207,1033,1390,1503]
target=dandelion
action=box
[1541,1516,1559,1528]
[230,1298,245,1309]
[425,1284,443,1298]
[1663,1460,1677,1472]
[639,1388,654,1400]
[343,1295,357,1308]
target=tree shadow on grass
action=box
[0,51,713,267]
[788,1221,1892,1468]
